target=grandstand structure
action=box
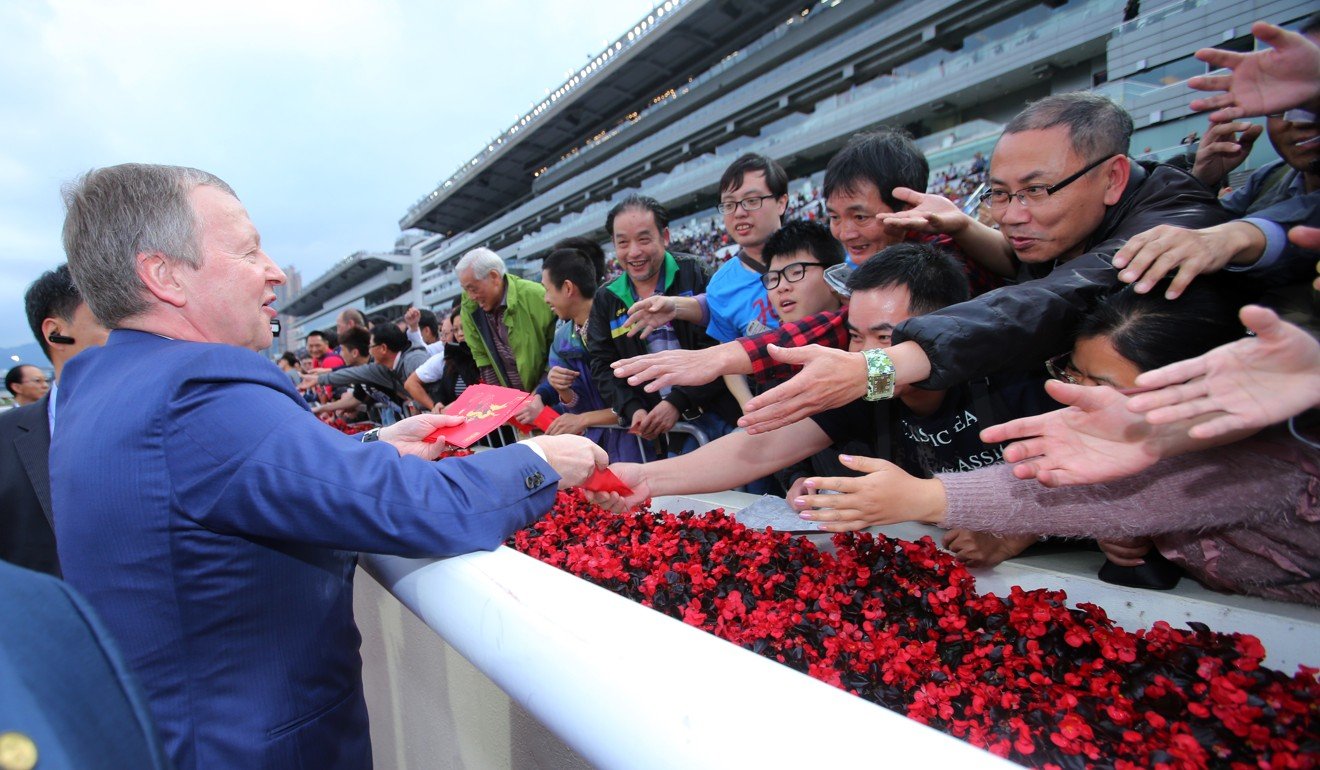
[283,0,1313,338]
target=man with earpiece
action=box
[0,263,108,576]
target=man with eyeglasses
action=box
[614,92,1228,436]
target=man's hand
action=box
[739,345,867,434]
[634,400,679,441]
[523,434,608,489]
[795,454,947,532]
[1190,120,1263,187]
[876,187,970,237]
[378,414,467,460]
[404,307,421,332]
[624,296,679,339]
[612,343,745,392]
[1189,22,1320,122]
[546,412,590,436]
[298,373,319,393]
[513,393,545,424]
[1111,222,1264,299]
[979,381,1165,487]
[583,462,652,511]
[1128,305,1320,439]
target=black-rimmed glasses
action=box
[717,195,779,215]
[979,155,1115,210]
[760,261,825,290]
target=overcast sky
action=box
[0,0,655,348]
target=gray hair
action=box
[61,163,236,328]
[1002,92,1133,160]
[455,247,505,279]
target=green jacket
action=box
[460,273,556,390]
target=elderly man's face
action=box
[459,267,505,312]
[611,209,668,288]
[179,185,286,350]
[988,126,1125,264]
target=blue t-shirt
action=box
[704,254,779,343]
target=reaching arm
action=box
[878,187,1017,278]
[404,372,436,411]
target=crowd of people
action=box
[1,16,1318,770]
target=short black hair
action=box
[554,236,607,283]
[367,314,389,327]
[417,309,439,338]
[5,365,31,396]
[719,153,788,198]
[448,306,462,325]
[279,352,299,368]
[340,326,371,358]
[1003,92,1133,160]
[543,248,599,296]
[606,194,669,237]
[369,323,409,354]
[321,328,339,349]
[846,243,969,315]
[25,264,83,357]
[1077,280,1244,373]
[823,129,929,213]
[762,220,845,268]
[306,330,329,344]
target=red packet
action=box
[423,384,534,447]
[581,468,633,496]
[510,406,559,434]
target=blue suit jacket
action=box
[0,559,170,769]
[52,330,559,770]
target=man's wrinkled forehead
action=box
[989,126,1078,185]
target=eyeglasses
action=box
[1045,352,1082,385]
[979,155,1115,210]
[760,261,825,290]
[717,195,779,215]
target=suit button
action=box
[525,472,545,489]
[0,732,38,770]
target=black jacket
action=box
[894,161,1231,390]
[587,253,739,427]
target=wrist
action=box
[716,341,754,376]
[1218,221,1266,265]
[916,477,948,525]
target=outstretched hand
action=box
[611,345,734,392]
[582,462,651,511]
[979,381,1165,487]
[1188,22,1320,122]
[1127,305,1320,439]
[795,454,946,532]
[623,296,679,339]
[739,345,867,434]
[876,187,970,237]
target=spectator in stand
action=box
[304,330,344,371]
[5,366,48,407]
[1111,14,1320,303]
[614,92,1231,440]
[403,307,446,357]
[276,352,301,386]
[52,162,604,769]
[587,195,739,456]
[602,244,1054,530]
[311,327,377,420]
[515,248,645,462]
[1,264,108,577]
[457,247,555,392]
[303,323,428,410]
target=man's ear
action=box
[137,252,187,308]
[1102,156,1131,207]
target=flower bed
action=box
[509,492,1320,769]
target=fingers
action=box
[1186,413,1249,441]
[1000,437,1052,464]
[835,453,892,474]
[979,413,1049,444]
[1042,379,1113,410]
[1130,360,1207,397]
[738,397,814,435]
[890,186,924,206]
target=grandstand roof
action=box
[400,0,814,236]
[282,250,411,317]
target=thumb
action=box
[765,343,810,364]
[1238,304,1282,337]
[414,412,466,428]
[837,453,894,474]
[1042,379,1116,411]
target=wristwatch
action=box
[861,348,896,402]
[360,427,383,443]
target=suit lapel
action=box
[14,396,53,527]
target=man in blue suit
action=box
[51,163,607,770]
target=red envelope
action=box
[510,406,559,434]
[423,384,534,447]
[580,468,633,496]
